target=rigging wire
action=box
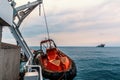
[41,3,50,40]
[39,4,41,16]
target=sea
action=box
[30,46,120,80]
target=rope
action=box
[42,3,50,40]
[58,72,66,80]
[58,50,67,80]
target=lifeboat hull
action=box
[42,59,76,80]
[36,49,77,80]
[34,39,77,79]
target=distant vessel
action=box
[97,44,105,47]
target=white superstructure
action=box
[0,0,13,26]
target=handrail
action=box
[40,39,57,50]
[25,57,43,80]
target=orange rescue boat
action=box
[34,39,76,80]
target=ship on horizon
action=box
[96,44,105,47]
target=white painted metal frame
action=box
[9,0,43,80]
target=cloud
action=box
[2,0,120,46]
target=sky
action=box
[2,0,120,46]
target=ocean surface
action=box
[31,47,120,80]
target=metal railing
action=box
[25,57,43,80]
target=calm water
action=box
[31,47,120,80]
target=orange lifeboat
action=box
[34,39,76,80]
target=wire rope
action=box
[41,3,50,40]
